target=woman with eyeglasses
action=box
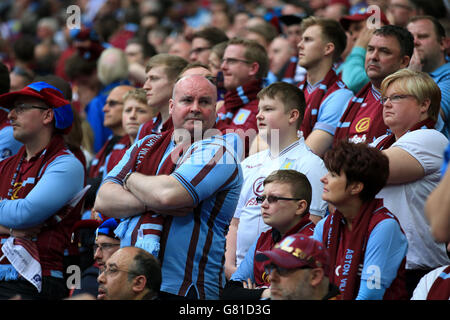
[371,69,449,297]
[312,141,408,300]
[221,169,315,300]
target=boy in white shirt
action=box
[224,81,328,278]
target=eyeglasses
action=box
[11,103,50,114]
[264,263,311,277]
[256,195,302,204]
[101,265,138,277]
[93,243,120,252]
[190,47,211,55]
[105,100,123,107]
[221,58,252,65]
[381,94,416,104]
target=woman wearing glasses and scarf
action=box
[312,141,408,300]
[221,169,315,300]
[371,69,449,297]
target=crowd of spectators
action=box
[0,0,449,301]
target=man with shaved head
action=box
[95,75,243,300]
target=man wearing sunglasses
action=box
[85,85,134,217]
[255,234,340,300]
[221,169,316,300]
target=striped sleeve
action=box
[171,136,241,206]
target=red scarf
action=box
[323,198,407,300]
[218,79,261,157]
[427,265,450,300]
[222,79,262,113]
[88,135,123,178]
[137,114,174,141]
[69,146,87,175]
[0,135,67,200]
[0,135,84,275]
[299,68,344,138]
[131,129,185,176]
[374,118,436,150]
[117,129,188,249]
[253,213,315,287]
[106,135,131,173]
[279,56,298,83]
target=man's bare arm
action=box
[224,217,239,279]
[94,181,146,218]
[304,129,334,158]
[126,172,195,216]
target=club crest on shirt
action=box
[232,109,251,125]
[11,182,23,200]
[355,117,370,133]
[252,177,265,196]
[1,148,12,159]
[280,159,295,169]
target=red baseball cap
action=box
[0,81,73,131]
[256,234,330,276]
[340,9,390,31]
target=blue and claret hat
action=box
[0,81,74,132]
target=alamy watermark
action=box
[365,5,383,30]
[66,5,81,30]
[66,264,81,290]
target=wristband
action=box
[123,171,133,190]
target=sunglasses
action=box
[256,195,302,204]
[264,263,311,277]
[105,100,123,107]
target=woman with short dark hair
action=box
[312,141,408,300]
